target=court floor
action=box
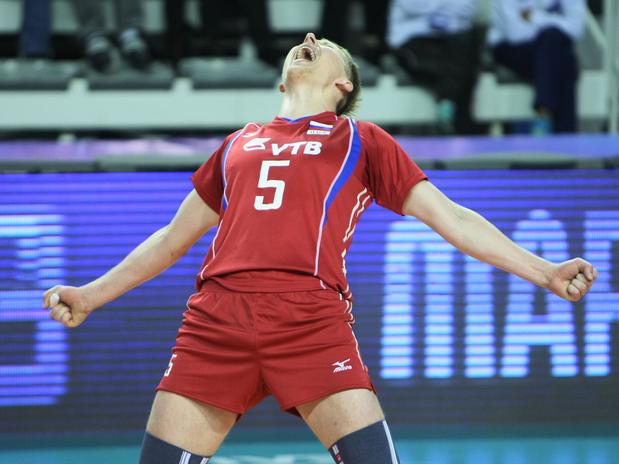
[1,435,618,464]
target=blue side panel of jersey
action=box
[323,118,362,225]
[221,130,244,211]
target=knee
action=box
[536,27,572,49]
[536,27,578,78]
[329,420,400,464]
[139,432,212,464]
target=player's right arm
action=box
[42,189,219,328]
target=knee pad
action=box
[329,420,399,463]
[139,432,211,464]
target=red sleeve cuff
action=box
[396,175,428,216]
[191,174,222,213]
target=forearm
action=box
[439,204,553,288]
[81,225,187,310]
[403,181,597,302]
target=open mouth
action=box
[294,45,317,63]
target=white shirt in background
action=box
[488,0,586,46]
[387,0,480,48]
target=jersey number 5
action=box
[254,160,290,211]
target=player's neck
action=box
[278,84,337,120]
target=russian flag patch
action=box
[307,120,333,135]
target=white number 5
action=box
[164,353,177,377]
[254,160,290,211]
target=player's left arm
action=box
[402,180,598,302]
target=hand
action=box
[43,285,92,328]
[546,258,598,302]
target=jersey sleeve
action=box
[360,122,428,215]
[191,132,238,212]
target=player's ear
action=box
[279,82,286,93]
[335,78,353,96]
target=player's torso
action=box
[207,113,368,286]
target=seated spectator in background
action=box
[20,0,51,58]
[205,0,279,65]
[489,0,586,134]
[321,0,389,65]
[388,0,483,135]
[165,0,278,66]
[71,0,150,72]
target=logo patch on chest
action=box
[272,141,322,156]
[243,138,323,156]
[243,137,271,151]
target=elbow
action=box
[157,225,186,263]
[448,204,477,249]
[447,201,472,233]
[453,203,469,222]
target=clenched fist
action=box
[43,285,93,328]
[546,258,598,302]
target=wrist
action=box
[79,282,102,312]
[536,260,555,289]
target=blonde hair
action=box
[318,38,361,116]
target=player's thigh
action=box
[296,388,385,448]
[146,390,238,456]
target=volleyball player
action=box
[43,33,598,464]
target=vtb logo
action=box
[243,137,322,156]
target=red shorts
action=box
[157,288,374,415]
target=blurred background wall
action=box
[0,1,618,462]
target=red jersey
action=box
[192,111,427,298]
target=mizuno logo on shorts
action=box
[332,359,352,373]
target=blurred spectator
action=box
[321,0,389,65]
[587,0,602,16]
[387,0,483,135]
[489,0,586,134]
[71,0,150,72]
[234,0,279,65]
[20,0,51,58]
[165,0,278,66]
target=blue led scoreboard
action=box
[0,169,617,433]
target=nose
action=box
[304,32,317,45]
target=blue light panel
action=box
[0,169,617,433]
